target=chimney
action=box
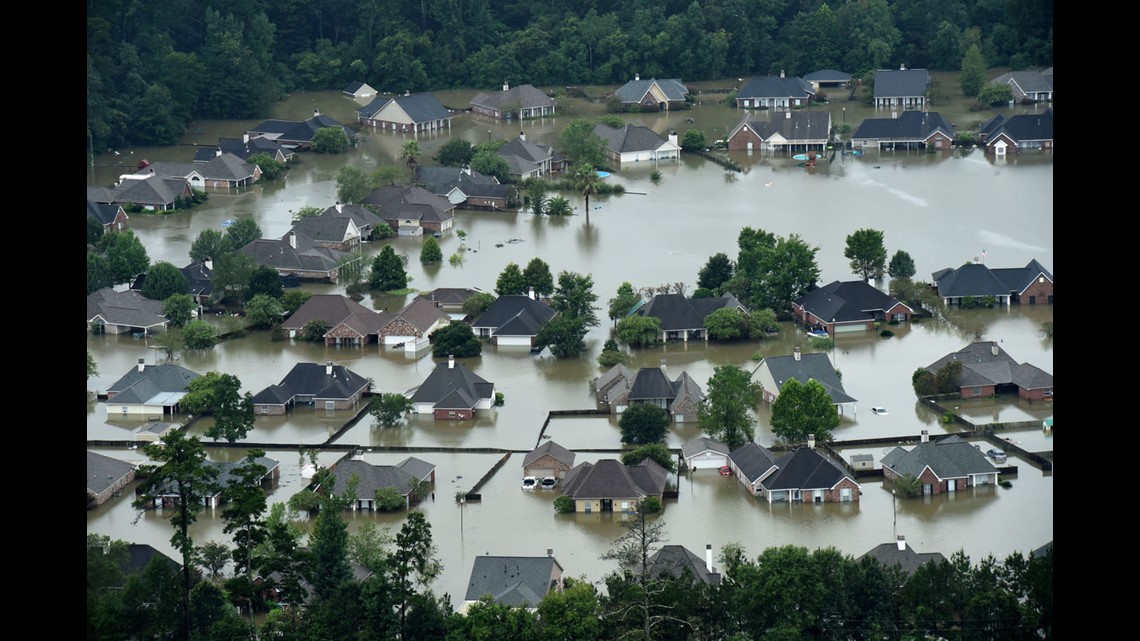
[669,131,678,147]
[520,131,526,142]
[215,148,222,157]
[793,346,801,361]
[921,429,929,443]
[808,434,816,450]
[991,343,999,356]
[786,111,791,119]
[547,548,553,557]
[780,69,785,79]
[326,360,333,376]
[205,259,213,271]
[705,544,714,573]
[529,287,536,300]
[289,232,297,249]
[313,108,320,118]
[137,358,146,373]
[336,202,343,213]
[448,354,455,369]
[900,64,906,71]
[896,535,907,551]
[503,81,509,92]
[660,358,667,375]
[635,72,640,82]
[243,133,250,144]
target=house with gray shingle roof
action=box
[88,451,137,507]
[87,288,168,335]
[522,440,576,479]
[462,552,564,613]
[850,110,955,151]
[289,210,363,251]
[681,436,730,471]
[591,123,681,165]
[991,70,1053,103]
[758,446,861,503]
[357,92,452,133]
[87,199,129,233]
[594,363,635,405]
[932,262,1014,306]
[144,455,280,509]
[410,355,496,420]
[326,456,436,511]
[792,280,912,335]
[923,342,1053,401]
[635,293,748,342]
[860,536,945,575]
[414,166,510,209]
[136,152,261,189]
[181,261,213,305]
[803,69,852,90]
[639,544,721,586]
[735,73,815,110]
[252,361,370,415]
[471,293,557,347]
[752,348,857,415]
[560,457,668,513]
[496,133,555,179]
[872,67,930,111]
[881,433,999,494]
[280,294,387,345]
[106,359,201,417]
[246,110,355,149]
[193,135,293,164]
[363,185,456,236]
[470,82,556,120]
[416,287,487,319]
[727,442,781,494]
[88,174,193,211]
[342,81,377,100]
[237,231,352,283]
[379,295,451,348]
[726,110,832,152]
[598,360,704,423]
[990,259,1053,305]
[315,203,384,240]
[979,108,1053,155]
[614,75,690,111]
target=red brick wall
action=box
[1019,279,1053,304]
[728,127,764,151]
[434,408,473,420]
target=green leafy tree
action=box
[309,501,353,602]
[247,151,284,180]
[462,292,495,316]
[132,430,219,641]
[220,450,269,582]
[698,252,734,292]
[470,148,510,182]
[244,293,284,328]
[844,228,888,281]
[88,216,105,246]
[430,322,481,358]
[536,271,600,359]
[393,511,443,638]
[87,253,113,294]
[748,308,780,336]
[536,578,603,641]
[374,486,407,511]
[705,307,750,340]
[680,129,706,151]
[299,318,330,342]
[280,290,312,316]
[888,250,916,279]
[197,541,231,579]
[163,293,197,327]
[449,597,541,639]
[182,319,218,350]
[141,261,188,301]
[495,262,527,295]
[151,328,186,361]
[558,119,607,168]
[523,258,555,297]
[977,82,1014,107]
[727,227,820,317]
[622,443,677,473]
[434,138,475,167]
[616,315,662,347]
[337,165,373,204]
[698,364,762,451]
[935,360,964,394]
[597,338,630,368]
[912,367,937,396]
[210,252,256,305]
[526,180,548,215]
[370,393,413,427]
[420,236,443,263]
[619,403,670,445]
[100,230,150,285]
[190,228,227,264]
[573,164,603,224]
[182,372,254,443]
[770,378,841,442]
[960,44,988,97]
[370,245,408,291]
[310,127,351,153]
[247,265,284,300]
[599,498,669,641]
[224,218,262,253]
[87,351,99,380]
[400,140,422,170]
[607,281,642,327]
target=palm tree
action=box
[400,140,421,171]
[573,164,601,224]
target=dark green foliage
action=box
[936,360,964,393]
[960,44,988,96]
[704,307,749,340]
[244,294,284,329]
[310,127,351,153]
[977,82,1014,107]
[88,252,113,295]
[680,129,706,151]
[462,292,496,316]
[434,138,475,167]
[770,378,840,442]
[141,261,188,300]
[622,443,677,473]
[299,318,330,342]
[597,346,630,368]
[182,371,254,442]
[162,294,196,327]
[618,403,670,445]
[698,364,762,451]
[99,230,150,285]
[420,236,443,263]
[370,245,408,291]
[189,228,227,264]
[495,262,526,295]
[889,250,916,279]
[431,322,482,358]
[182,320,219,350]
[553,495,576,514]
[224,218,261,254]
[247,151,284,179]
[370,393,413,427]
[247,266,284,299]
[697,252,734,292]
[912,367,937,396]
[607,282,641,325]
[523,258,555,297]
[844,228,887,281]
[726,227,820,317]
[280,290,312,316]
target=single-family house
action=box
[756,445,861,503]
[681,436,730,471]
[342,81,377,100]
[592,123,681,165]
[289,210,363,251]
[872,67,930,111]
[638,544,721,586]
[246,110,355,150]
[990,259,1053,304]
[462,551,564,613]
[860,536,946,575]
[792,280,913,334]
[522,440,576,479]
[142,456,280,509]
[979,109,1053,155]
[469,82,556,120]
[881,433,1000,495]
[613,75,690,111]
[313,203,386,240]
[181,261,213,306]
[136,152,261,189]
[87,199,129,233]
[280,294,386,345]
[357,92,452,133]
[931,261,1016,306]
[378,295,451,347]
[726,442,781,495]
[363,185,456,236]
[238,231,353,283]
[595,360,703,423]
[803,69,852,91]
[470,293,557,346]
[593,363,635,405]
[410,355,496,420]
[726,110,832,153]
[496,132,555,179]
[850,110,955,151]
[105,359,201,417]
[88,451,137,507]
[752,348,858,416]
[416,287,487,320]
[634,293,749,342]
[88,174,193,211]
[559,458,669,513]
[135,421,179,443]
[87,288,168,335]
[251,361,370,415]
[193,134,293,164]
[414,166,510,210]
[991,70,1053,103]
[325,456,436,511]
[735,72,815,110]
[922,342,1053,401]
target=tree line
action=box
[87,0,1052,153]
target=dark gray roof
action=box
[522,440,576,468]
[363,185,456,226]
[932,263,1012,298]
[107,362,201,400]
[592,123,669,154]
[562,458,666,500]
[851,111,955,142]
[281,294,380,331]
[794,280,911,324]
[637,293,745,330]
[873,68,930,98]
[87,199,123,226]
[737,75,815,100]
[417,287,486,308]
[127,544,180,575]
[881,434,997,479]
[181,262,213,299]
[414,166,508,201]
[343,81,371,94]
[197,136,292,162]
[142,152,256,182]
[860,541,945,575]
[238,237,344,273]
[641,544,720,586]
[289,213,358,245]
[614,78,689,103]
[925,342,1053,391]
[803,69,852,83]
[464,555,562,607]
[763,447,857,492]
[984,109,1053,144]
[92,175,189,207]
[681,436,729,459]
[729,443,779,483]
[757,352,857,404]
[990,259,1053,296]
[88,451,136,495]
[595,364,635,396]
[359,93,451,124]
[327,457,434,500]
[992,71,1053,95]
[87,288,167,330]
[154,456,278,497]
[251,383,293,406]
[410,360,494,406]
[249,114,353,145]
[396,296,451,332]
[471,295,556,335]
[271,362,370,401]
[628,367,675,401]
[470,84,555,111]
[734,111,831,142]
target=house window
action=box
[448,411,457,418]
[840,488,852,502]
[121,406,128,414]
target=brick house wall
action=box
[434,408,473,420]
[325,324,369,346]
[524,454,572,478]
[255,403,288,416]
[1018,279,1053,304]
[379,318,422,342]
[728,126,764,151]
[927,132,953,149]
[824,477,861,502]
[671,396,700,423]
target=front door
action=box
[601,499,613,512]
[947,479,957,493]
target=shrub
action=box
[553,495,575,514]
[637,497,662,514]
[494,392,504,406]
[880,329,894,338]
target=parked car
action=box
[540,476,557,489]
[522,476,537,490]
[719,466,734,476]
[986,448,1008,463]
